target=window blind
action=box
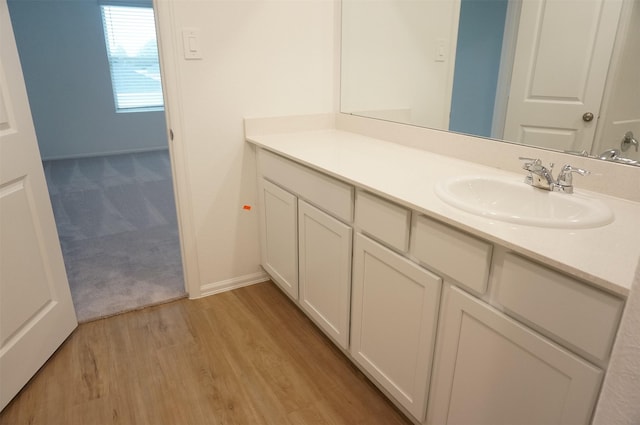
[100,5,164,112]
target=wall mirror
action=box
[341,0,640,166]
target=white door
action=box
[298,200,352,350]
[350,234,441,422]
[258,179,298,299]
[503,0,623,153]
[427,284,602,425]
[0,0,77,410]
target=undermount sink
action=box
[435,176,614,229]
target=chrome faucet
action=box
[519,157,555,190]
[519,157,589,194]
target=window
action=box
[100,4,164,112]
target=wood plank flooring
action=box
[0,282,412,425]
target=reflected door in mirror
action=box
[503,0,622,153]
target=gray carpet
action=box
[43,150,186,322]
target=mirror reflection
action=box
[341,0,640,166]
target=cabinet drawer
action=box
[496,253,624,364]
[258,149,353,222]
[355,191,410,252]
[410,214,492,294]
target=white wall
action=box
[593,258,640,424]
[156,0,337,294]
[341,0,459,129]
[8,0,167,159]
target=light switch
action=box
[188,35,198,52]
[435,38,447,62]
[182,28,202,60]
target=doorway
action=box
[8,0,186,322]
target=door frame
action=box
[491,0,521,140]
[153,0,200,297]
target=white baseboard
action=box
[195,271,270,299]
[41,146,168,161]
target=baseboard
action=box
[196,271,271,299]
[41,146,169,161]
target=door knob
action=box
[582,112,594,122]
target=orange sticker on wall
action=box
[242,205,252,211]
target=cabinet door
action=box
[258,179,298,299]
[427,284,603,425]
[351,234,441,421]
[298,200,352,349]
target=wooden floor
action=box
[0,281,412,425]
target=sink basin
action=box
[435,176,614,229]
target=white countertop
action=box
[247,129,640,297]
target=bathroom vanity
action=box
[245,116,639,424]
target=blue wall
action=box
[8,0,167,160]
[449,0,508,138]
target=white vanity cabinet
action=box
[416,219,620,425]
[252,142,626,425]
[258,179,298,299]
[257,148,355,349]
[351,233,441,421]
[427,284,604,425]
[298,200,352,349]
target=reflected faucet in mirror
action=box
[599,148,640,166]
[621,131,638,153]
[341,0,640,167]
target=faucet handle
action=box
[559,164,590,177]
[555,164,590,193]
[518,156,540,164]
[518,157,541,171]
[519,157,553,174]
